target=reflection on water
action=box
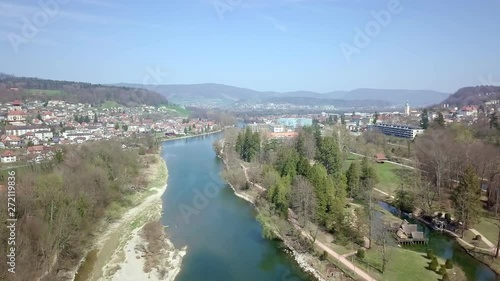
[160,133,313,281]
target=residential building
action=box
[373,123,425,139]
[1,150,17,163]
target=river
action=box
[159,132,312,281]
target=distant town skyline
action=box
[1,0,499,93]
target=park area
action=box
[343,153,412,195]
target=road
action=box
[350,152,415,170]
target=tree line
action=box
[222,125,379,247]
[0,141,155,280]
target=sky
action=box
[0,0,499,93]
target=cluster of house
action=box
[0,99,219,165]
[246,117,313,139]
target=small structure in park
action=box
[393,220,428,245]
[374,153,388,163]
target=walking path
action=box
[469,228,496,249]
[240,163,266,191]
[373,188,395,199]
[293,224,377,281]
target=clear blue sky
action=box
[0,0,499,93]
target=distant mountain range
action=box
[119,83,450,108]
[440,85,500,107]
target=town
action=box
[0,99,221,166]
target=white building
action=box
[1,150,17,163]
[404,102,410,116]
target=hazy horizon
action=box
[1,0,499,93]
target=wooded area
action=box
[0,140,157,281]
[0,76,168,106]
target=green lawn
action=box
[159,104,191,116]
[25,88,68,96]
[474,217,500,246]
[463,230,491,249]
[100,100,123,108]
[353,245,449,281]
[373,163,405,195]
[343,154,411,195]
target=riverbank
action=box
[72,153,185,281]
[157,128,225,142]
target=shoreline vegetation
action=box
[215,125,481,281]
[216,138,350,281]
[72,153,185,281]
[72,129,228,281]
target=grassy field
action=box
[100,100,123,108]
[352,245,462,281]
[159,104,191,116]
[343,154,410,195]
[463,230,491,249]
[373,163,406,195]
[25,88,68,96]
[474,217,500,246]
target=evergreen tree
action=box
[373,112,379,124]
[452,166,481,234]
[307,164,334,224]
[490,112,499,129]
[420,109,429,129]
[84,115,91,123]
[434,112,445,127]
[346,161,361,198]
[267,177,291,217]
[360,157,378,195]
[340,114,346,125]
[37,113,43,121]
[316,136,342,179]
[93,113,98,123]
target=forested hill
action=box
[0,76,167,106]
[440,85,500,106]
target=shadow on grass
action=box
[355,257,383,274]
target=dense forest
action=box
[221,126,377,249]
[441,86,500,107]
[0,76,168,106]
[0,139,159,281]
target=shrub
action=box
[442,272,450,281]
[437,212,443,218]
[426,249,434,259]
[438,264,447,275]
[320,250,328,261]
[475,234,482,241]
[444,213,451,222]
[356,248,365,259]
[445,259,453,269]
[429,257,438,271]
